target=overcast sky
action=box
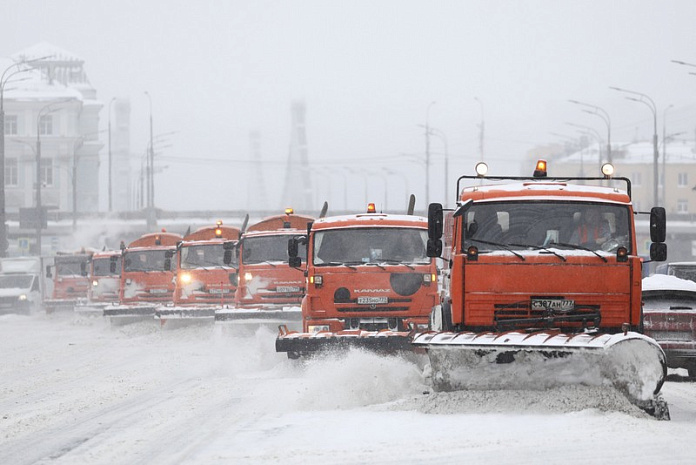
[2,0,696,213]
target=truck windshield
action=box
[180,244,233,269]
[313,227,429,265]
[123,250,169,272]
[92,257,121,276]
[55,259,88,276]
[462,201,632,253]
[0,275,33,289]
[242,235,304,265]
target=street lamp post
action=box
[610,86,659,206]
[424,101,436,207]
[108,97,116,212]
[568,99,611,163]
[144,91,155,230]
[428,127,449,207]
[565,122,604,170]
[474,97,484,161]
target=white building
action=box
[2,42,102,215]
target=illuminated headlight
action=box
[244,272,253,282]
[92,280,99,287]
[308,325,330,333]
[18,294,27,301]
[180,273,192,284]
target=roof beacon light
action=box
[533,159,548,178]
[215,228,223,238]
[475,162,488,177]
[601,163,615,178]
[285,207,294,215]
[367,203,377,213]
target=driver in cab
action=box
[570,208,611,247]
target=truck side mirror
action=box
[428,203,443,240]
[427,239,443,258]
[164,250,174,271]
[288,236,305,269]
[80,261,88,276]
[650,242,667,262]
[46,265,52,278]
[650,207,666,243]
[223,240,236,265]
[109,261,117,274]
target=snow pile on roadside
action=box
[386,385,648,418]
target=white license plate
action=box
[531,298,575,312]
[150,289,168,294]
[357,296,388,305]
[209,288,230,294]
[276,286,300,293]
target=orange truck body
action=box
[119,232,182,305]
[173,224,241,306]
[436,172,662,334]
[88,250,121,303]
[234,213,313,308]
[299,212,437,333]
[50,251,93,302]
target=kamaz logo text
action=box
[354,289,391,293]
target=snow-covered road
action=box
[2,312,696,464]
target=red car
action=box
[643,274,696,378]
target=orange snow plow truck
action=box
[215,208,317,322]
[44,249,94,313]
[276,203,438,356]
[413,160,670,419]
[103,231,182,322]
[155,221,241,322]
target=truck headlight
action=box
[92,280,99,287]
[244,272,253,282]
[18,294,27,301]
[180,272,192,284]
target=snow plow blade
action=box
[103,304,157,326]
[275,325,416,357]
[215,307,302,322]
[43,299,80,313]
[412,330,669,420]
[155,307,216,328]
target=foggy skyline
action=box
[2,0,696,213]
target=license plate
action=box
[357,296,388,305]
[150,289,168,294]
[209,288,230,294]
[531,298,575,312]
[276,286,300,293]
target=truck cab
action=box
[88,250,122,303]
[120,232,182,304]
[173,222,241,306]
[292,206,437,333]
[234,210,313,309]
[44,250,93,311]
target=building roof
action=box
[559,140,696,165]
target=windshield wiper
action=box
[468,239,525,261]
[552,242,608,263]
[318,261,358,270]
[509,243,567,262]
[377,259,416,270]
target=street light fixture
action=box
[568,99,612,163]
[428,127,449,208]
[610,86,659,206]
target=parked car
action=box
[643,274,696,377]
